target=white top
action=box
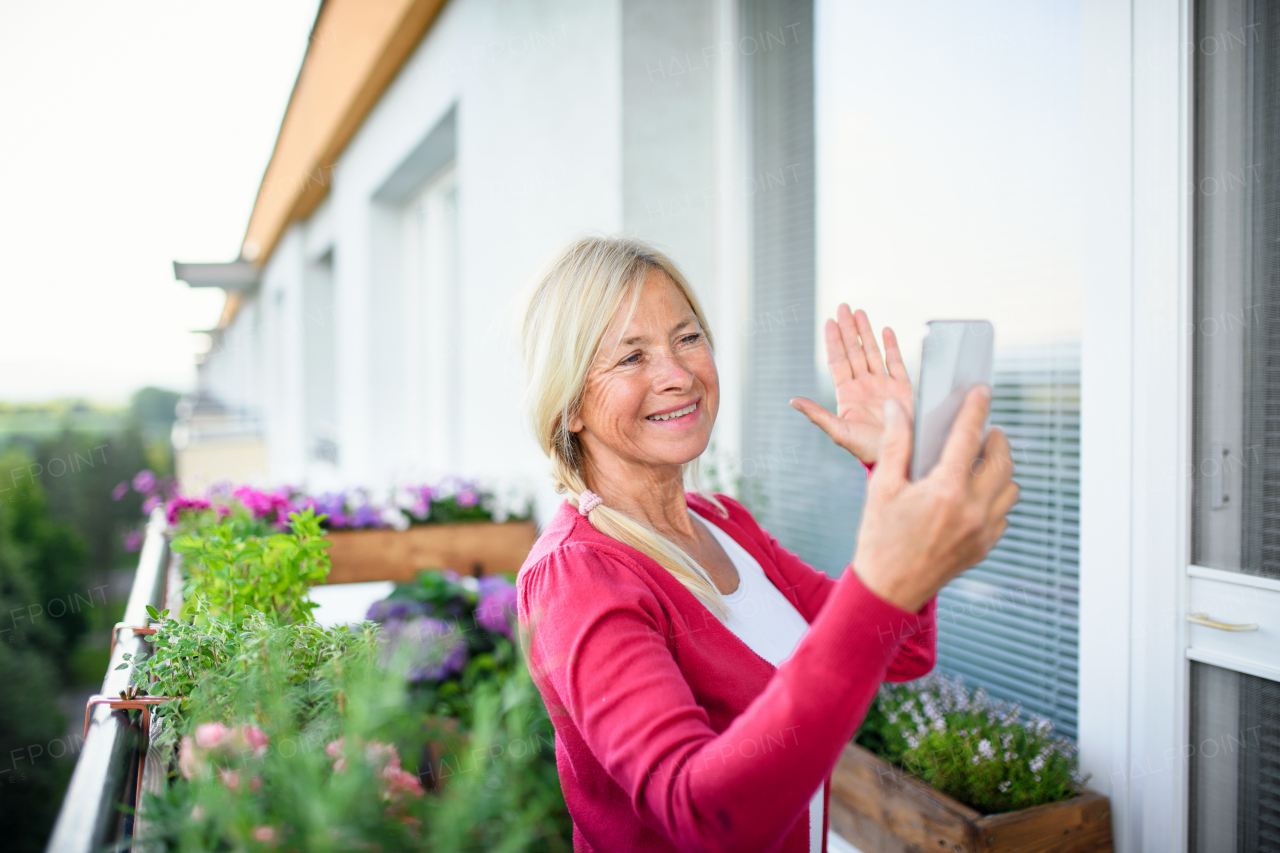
[695,512,824,853]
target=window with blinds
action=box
[935,344,1081,739]
[744,0,1083,740]
[739,0,869,580]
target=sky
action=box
[815,0,1083,375]
[0,0,321,403]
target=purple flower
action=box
[379,616,468,682]
[477,575,513,596]
[366,599,425,622]
[456,488,479,508]
[132,470,156,494]
[350,503,380,529]
[476,583,517,639]
[124,529,143,552]
[142,495,162,514]
[111,481,129,501]
[313,492,346,518]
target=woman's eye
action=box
[681,333,701,345]
[620,352,641,365]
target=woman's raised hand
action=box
[789,305,914,465]
[852,387,1019,614]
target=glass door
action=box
[1189,0,1280,848]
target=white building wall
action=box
[205,0,659,522]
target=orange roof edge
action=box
[241,0,448,266]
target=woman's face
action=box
[571,269,719,479]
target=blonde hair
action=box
[521,235,729,617]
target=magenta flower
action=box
[111,481,129,501]
[142,495,162,514]
[165,495,211,525]
[132,470,156,494]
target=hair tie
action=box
[578,490,603,516]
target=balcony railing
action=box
[46,510,170,853]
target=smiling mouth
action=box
[646,402,698,422]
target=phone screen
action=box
[909,320,994,481]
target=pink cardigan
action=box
[516,492,937,853]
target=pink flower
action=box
[326,738,347,773]
[242,725,268,753]
[384,767,424,799]
[195,722,229,749]
[123,530,143,552]
[111,481,129,501]
[142,495,162,514]
[251,825,278,843]
[178,735,200,780]
[366,741,423,802]
[219,767,241,791]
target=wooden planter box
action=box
[829,743,1113,853]
[323,521,539,584]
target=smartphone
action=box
[909,320,994,481]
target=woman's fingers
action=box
[989,480,1020,523]
[789,397,845,446]
[836,303,870,377]
[882,327,910,383]
[823,319,855,387]
[853,309,886,376]
[874,399,912,488]
[933,385,992,480]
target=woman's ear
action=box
[569,414,585,434]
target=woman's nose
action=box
[650,349,694,391]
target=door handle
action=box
[1187,612,1258,632]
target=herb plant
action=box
[136,615,570,852]
[855,673,1085,814]
[171,509,330,625]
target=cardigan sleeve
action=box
[519,542,930,853]
[765,528,937,683]
[715,493,937,683]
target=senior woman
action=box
[516,236,1017,853]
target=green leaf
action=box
[146,605,160,620]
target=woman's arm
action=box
[519,543,927,853]
[711,492,937,683]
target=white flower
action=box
[978,739,995,760]
[381,506,410,531]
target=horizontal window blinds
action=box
[740,0,867,579]
[935,343,1081,739]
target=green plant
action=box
[854,673,1084,814]
[132,610,569,852]
[171,509,330,625]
